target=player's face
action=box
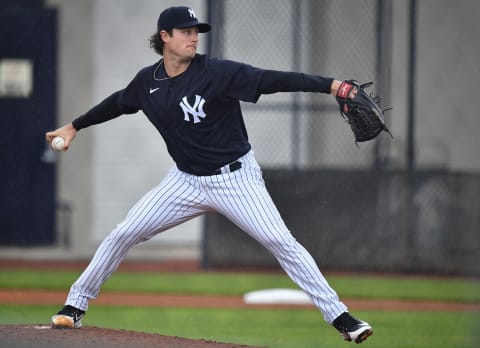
[164,27,199,61]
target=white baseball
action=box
[52,136,65,151]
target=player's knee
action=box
[107,225,143,246]
[258,231,297,252]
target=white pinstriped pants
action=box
[66,151,347,323]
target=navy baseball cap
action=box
[157,6,211,33]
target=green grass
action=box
[0,304,478,348]
[328,275,480,303]
[0,269,478,303]
[1,270,478,347]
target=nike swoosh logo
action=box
[149,87,160,94]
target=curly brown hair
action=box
[149,30,172,56]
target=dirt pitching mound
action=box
[0,325,261,348]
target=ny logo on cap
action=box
[188,8,197,18]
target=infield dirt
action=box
[0,325,262,348]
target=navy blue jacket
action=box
[73,54,333,175]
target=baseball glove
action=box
[336,80,392,144]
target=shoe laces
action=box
[58,305,85,319]
[333,312,362,332]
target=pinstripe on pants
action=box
[66,151,347,323]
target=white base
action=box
[243,288,312,305]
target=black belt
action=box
[179,161,243,176]
[203,161,242,176]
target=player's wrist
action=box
[330,80,342,96]
[71,123,80,133]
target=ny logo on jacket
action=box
[179,95,206,123]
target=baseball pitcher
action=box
[46,6,387,344]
